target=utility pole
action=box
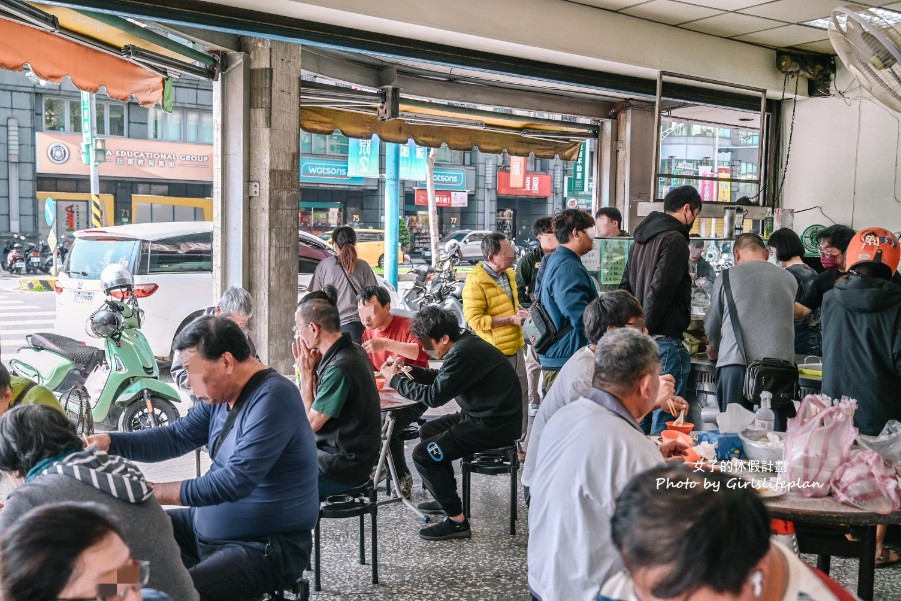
[80,92,104,227]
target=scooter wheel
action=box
[118,397,180,432]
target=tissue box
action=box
[697,430,746,461]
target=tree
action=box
[398,217,411,251]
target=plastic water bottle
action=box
[753,392,775,431]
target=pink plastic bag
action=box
[783,395,857,498]
[831,449,901,514]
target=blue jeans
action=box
[641,336,690,435]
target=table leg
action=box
[816,554,831,574]
[376,412,428,522]
[857,525,877,601]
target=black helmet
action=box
[86,307,124,338]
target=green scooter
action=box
[10,264,182,432]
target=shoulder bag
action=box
[523,260,571,354]
[721,269,799,410]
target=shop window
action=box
[435,144,453,163]
[302,130,349,156]
[327,133,348,155]
[463,151,472,166]
[301,131,313,154]
[43,97,127,136]
[148,108,212,143]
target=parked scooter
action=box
[23,241,42,274]
[402,255,467,330]
[3,235,26,274]
[10,264,182,432]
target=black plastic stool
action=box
[461,445,519,535]
[268,576,310,600]
[314,484,378,592]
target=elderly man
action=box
[0,363,62,416]
[358,284,429,498]
[705,233,797,431]
[521,291,687,499]
[528,329,689,601]
[171,286,257,392]
[620,185,701,435]
[294,293,381,496]
[86,317,319,601]
[463,232,530,456]
[381,306,522,541]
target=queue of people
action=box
[0,213,892,601]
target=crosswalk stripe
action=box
[1,329,52,336]
[0,318,56,325]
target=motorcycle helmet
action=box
[86,306,124,338]
[100,263,133,295]
[846,227,900,278]
[12,243,22,250]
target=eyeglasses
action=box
[58,559,149,601]
[292,323,313,337]
[818,244,840,256]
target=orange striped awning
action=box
[0,17,165,107]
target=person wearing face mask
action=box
[620,185,702,435]
[380,306,522,541]
[794,225,863,322]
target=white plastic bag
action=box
[84,364,110,403]
[832,449,901,515]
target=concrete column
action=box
[212,51,250,294]
[244,38,301,373]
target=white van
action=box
[55,222,399,359]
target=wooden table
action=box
[765,492,901,600]
[375,389,428,522]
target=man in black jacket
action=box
[620,185,701,435]
[380,306,522,541]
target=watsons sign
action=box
[418,168,467,191]
[300,158,365,185]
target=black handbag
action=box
[722,269,799,410]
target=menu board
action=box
[582,238,633,290]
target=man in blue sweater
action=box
[536,209,599,391]
[86,317,319,601]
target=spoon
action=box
[674,407,686,426]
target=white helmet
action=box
[99,263,133,295]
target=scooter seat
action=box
[27,333,104,375]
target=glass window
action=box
[108,104,126,137]
[96,103,106,136]
[435,144,453,163]
[167,110,183,142]
[68,100,82,133]
[185,111,200,143]
[65,239,139,280]
[147,233,212,273]
[327,133,348,155]
[148,108,166,140]
[300,131,312,154]
[311,134,328,155]
[200,113,213,143]
[44,98,65,132]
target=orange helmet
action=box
[846,227,900,277]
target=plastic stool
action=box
[461,445,519,535]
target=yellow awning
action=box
[300,106,583,160]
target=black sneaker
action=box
[417,500,446,514]
[419,517,471,541]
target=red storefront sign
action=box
[497,170,552,197]
[414,189,468,207]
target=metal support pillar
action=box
[384,143,399,288]
[213,51,250,296]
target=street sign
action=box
[44,197,54,227]
[573,141,588,192]
[47,228,57,253]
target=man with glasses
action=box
[521,291,687,503]
[293,294,381,497]
[620,185,702,435]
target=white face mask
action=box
[768,252,779,265]
[423,347,440,360]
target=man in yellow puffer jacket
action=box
[463,232,530,457]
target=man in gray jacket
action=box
[705,233,797,430]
